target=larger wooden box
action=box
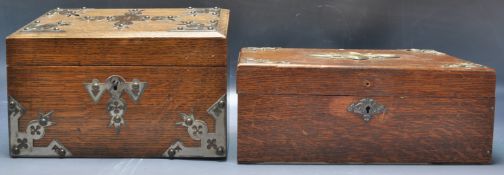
[237,48,496,164]
[7,8,228,158]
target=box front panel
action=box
[8,66,226,158]
[238,94,494,164]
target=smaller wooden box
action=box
[237,47,495,164]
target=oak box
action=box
[7,8,228,158]
[237,48,495,164]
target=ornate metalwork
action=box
[242,57,290,64]
[84,75,147,134]
[403,49,446,55]
[8,96,72,157]
[173,20,219,32]
[81,8,221,31]
[163,95,226,158]
[442,62,487,69]
[309,52,399,60]
[21,20,70,32]
[78,8,220,31]
[347,98,386,122]
[150,15,177,21]
[187,6,221,17]
[82,16,106,21]
[46,7,84,17]
[82,9,179,29]
[82,9,150,29]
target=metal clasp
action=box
[84,75,147,134]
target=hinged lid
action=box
[237,48,495,98]
[7,8,229,66]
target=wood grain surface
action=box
[8,66,225,157]
[237,48,495,98]
[238,94,495,164]
[7,38,227,66]
[237,66,495,98]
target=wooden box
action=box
[237,48,495,164]
[7,8,228,158]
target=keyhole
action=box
[365,106,371,114]
[112,80,118,91]
[363,80,372,87]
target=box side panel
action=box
[8,66,226,158]
[238,94,494,164]
[237,66,496,98]
[6,38,226,66]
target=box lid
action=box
[7,8,228,66]
[237,48,496,98]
